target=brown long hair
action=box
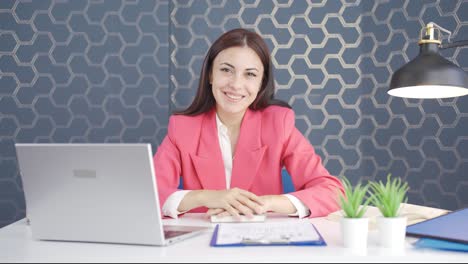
[175,28,290,116]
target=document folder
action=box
[413,238,468,252]
[406,207,468,244]
[210,221,326,247]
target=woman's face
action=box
[210,46,264,117]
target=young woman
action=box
[154,28,344,219]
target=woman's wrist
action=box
[178,190,207,212]
[260,195,276,213]
[261,195,296,215]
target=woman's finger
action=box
[237,195,264,215]
[216,210,231,218]
[239,189,264,206]
[224,203,240,217]
[206,208,225,216]
[230,199,254,217]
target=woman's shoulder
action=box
[166,113,206,146]
[256,106,296,141]
[257,106,295,132]
[260,105,294,120]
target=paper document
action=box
[215,221,320,245]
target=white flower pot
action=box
[376,216,407,248]
[340,217,369,249]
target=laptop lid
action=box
[16,143,170,246]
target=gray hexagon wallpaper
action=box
[1,0,468,228]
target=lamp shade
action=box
[389,43,468,99]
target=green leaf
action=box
[368,174,409,217]
[338,177,370,218]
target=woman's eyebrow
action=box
[220,62,235,68]
[220,62,259,72]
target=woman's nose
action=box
[230,74,243,90]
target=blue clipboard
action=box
[209,223,327,247]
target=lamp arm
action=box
[440,40,468,50]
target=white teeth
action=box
[225,93,243,100]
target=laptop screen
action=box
[16,144,167,246]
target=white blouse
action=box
[162,114,310,219]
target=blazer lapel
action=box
[190,109,227,190]
[230,109,267,191]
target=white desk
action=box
[0,213,466,263]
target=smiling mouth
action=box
[224,92,245,102]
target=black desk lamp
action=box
[389,22,468,99]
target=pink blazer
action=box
[153,106,344,217]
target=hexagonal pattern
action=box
[1,0,468,229]
[0,0,169,228]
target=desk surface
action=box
[0,213,467,263]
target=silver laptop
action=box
[15,143,208,246]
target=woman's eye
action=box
[220,68,231,73]
[247,72,257,77]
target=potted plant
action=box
[338,177,371,249]
[369,173,409,248]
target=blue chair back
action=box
[281,168,295,193]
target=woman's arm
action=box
[178,188,265,217]
[204,194,308,217]
[281,110,345,217]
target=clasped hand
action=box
[202,188,268,218]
